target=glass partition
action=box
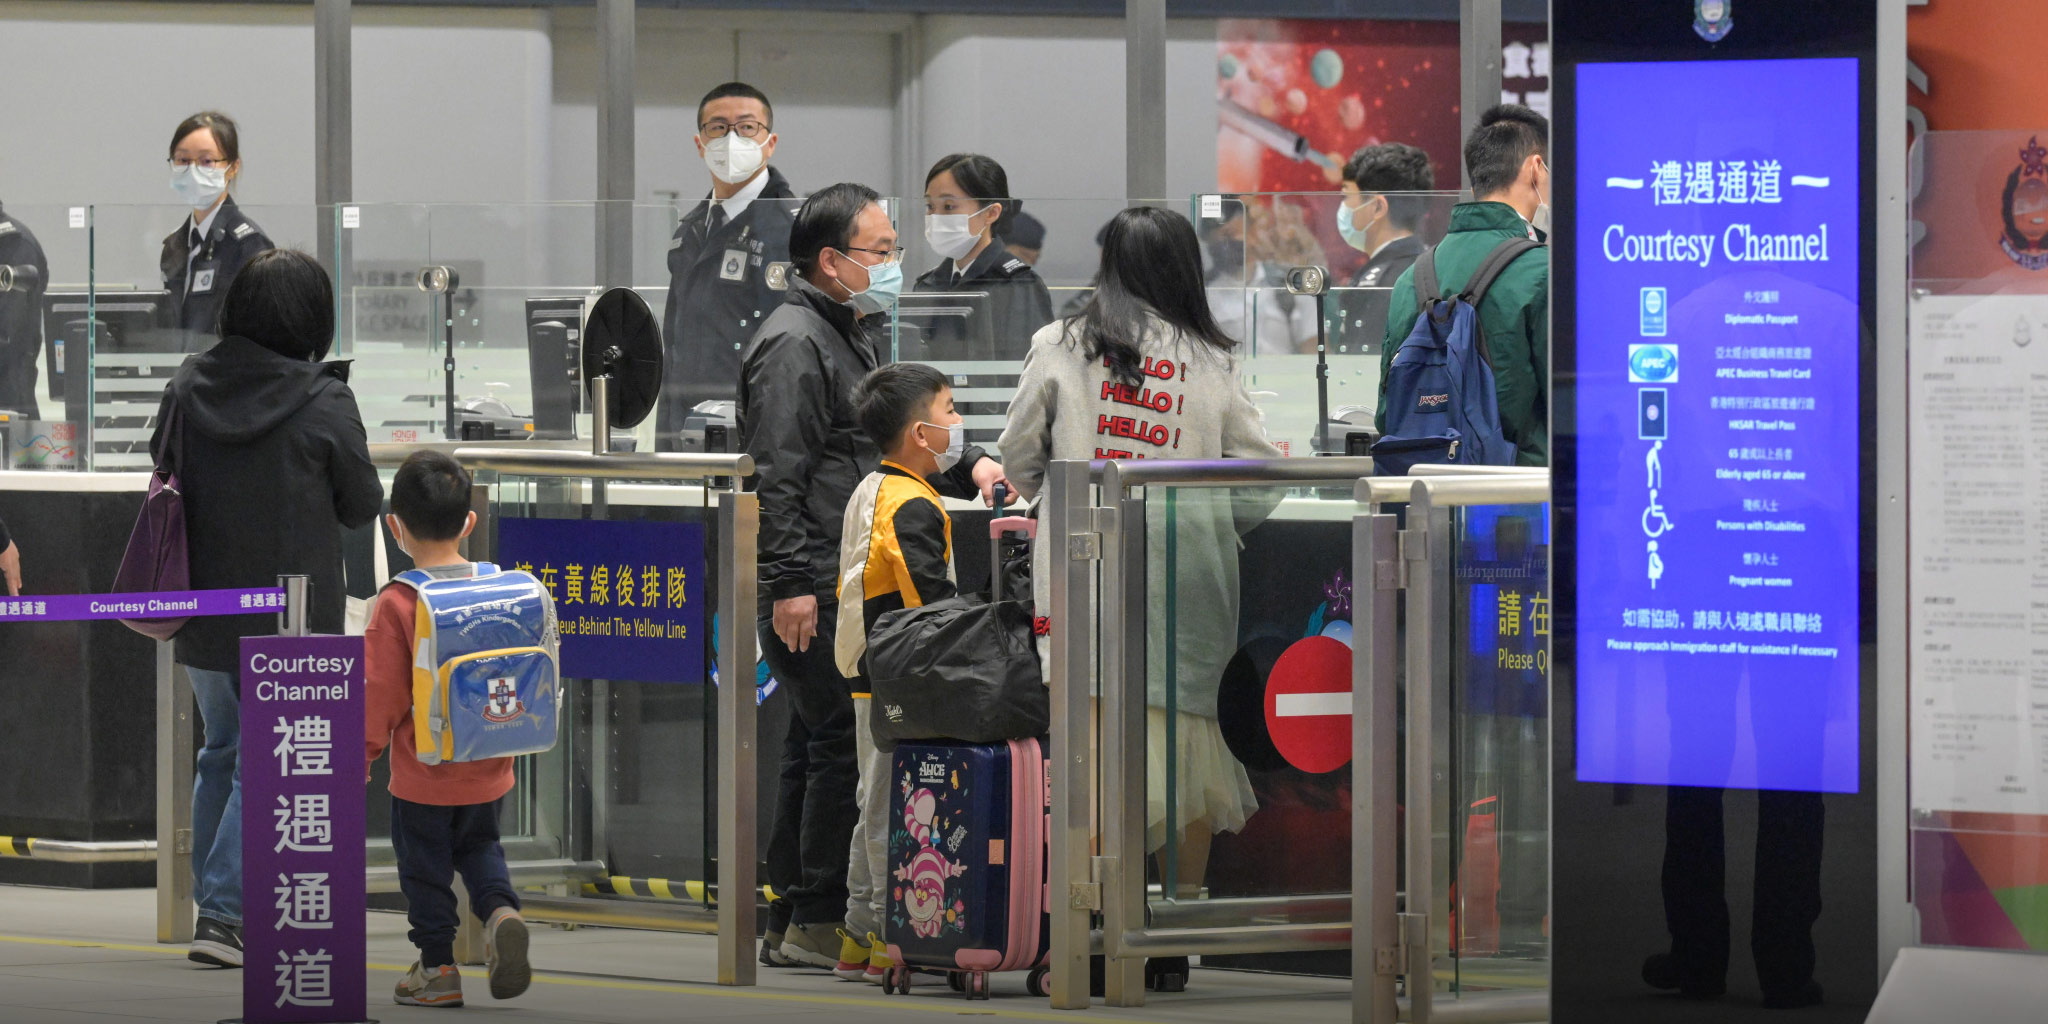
[1191,191,1465,457]
[83,203,328,471]
[1,203,89,471]
[1906,130,2048,954]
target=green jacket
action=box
[1375,201,1551,467]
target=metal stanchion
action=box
[154,639,195,945]
[714,480,759,986]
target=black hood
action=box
[171,336,354,444]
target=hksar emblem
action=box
[1694,0,1733,43]
[2000,136,2048,271]
[484,677,525,722]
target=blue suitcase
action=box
[881,737,1050,1000]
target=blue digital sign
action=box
[1572,58,1861,793]
[496,517,707,685]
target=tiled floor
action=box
[0,887,1354,1024]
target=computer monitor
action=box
[43,290,174,467]
[525,296,586,440]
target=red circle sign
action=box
[1264,635,1353,774]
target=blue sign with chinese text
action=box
[1573,57,1861,793]
[496,517,706,684]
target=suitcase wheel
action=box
[965,971,991,1000]
[946,971,966,993]
[885,966,913,994]
[1026,966,1051,998]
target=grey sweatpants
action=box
[844,697,893,940]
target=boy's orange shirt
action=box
[363,582,516,806]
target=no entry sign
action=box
[1263,635,1353,774]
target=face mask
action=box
[170,163,228,209]
[838,251,903,316]
[924,206,990,262]
[702,134,765,186]
[919,420,966,472]
[1531,203,1552,237]
[1335,199,1376,251]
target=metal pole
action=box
[1124,0,1167,201]
[1353,513,1401,1024]
[1046,460,1097,1010]
[1458,0,1503,193]
[1402,493,1448,1023]
[154,641,194,945]
[596,0,635,288]
[279,575,311,638]
[715,485,760,986]
[1101,485,1147,1006]
[313,0,351,278]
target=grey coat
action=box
[998,316,1282,717]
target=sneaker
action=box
[395,961,465,1007]
[863,932,893,985]
[760,933,799,968]
[485,907,532,1000]
[187,917,242,969]
[833,930,871,981]
[777,921,842,970]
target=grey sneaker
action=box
[485,907,532,1000]
[760,932,799,968]
[395,962,464,1008]
[777,921,842,970]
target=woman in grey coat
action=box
[999,206,1281,909]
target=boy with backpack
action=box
[826,362,971,982]
[366,450,554,1008]
[1374,103,1551,469]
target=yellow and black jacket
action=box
[834,460,958,683]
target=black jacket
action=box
[159,196,274,347]
[905,239,1055,363]
[0,203,49,418]
[738,277,988,607]
[151,337,384,671]
[658,166,798,446]
[1331,234,1426,358]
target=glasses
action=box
[841,245,904,267]
[168,157,230,169]
[699,120,770,140]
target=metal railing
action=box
[152,446,762,987]
[1045,456,1375,1010]
[1353,469,1550,1024]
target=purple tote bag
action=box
[113,400,191,640]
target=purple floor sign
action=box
[239,635,368,1024]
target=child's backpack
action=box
[392,562,560,765]
[1372,237,1543,475]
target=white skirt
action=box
[1142,706,1260,853]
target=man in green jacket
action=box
[1376,103,1551,466]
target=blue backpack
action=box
[392,562,560,765]
[1372,238,1543,475]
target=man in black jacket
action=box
[0,203,49,419]
[739,182,1007,968]
[1331,142,1436,359]
[658,82,798,450]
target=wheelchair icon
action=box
[1642,489,1676,538]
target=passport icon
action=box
[1640,287,1668,336]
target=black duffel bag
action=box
[865,502,1045,751]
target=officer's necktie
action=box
[706,204,728,239]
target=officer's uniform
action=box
[159,195,273,350]
[658,166,798,449]
[0,203,50,418]
[1329,233,1426,358]
[905,239,1055,364]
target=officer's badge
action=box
[2000,136,2048,271]
[1694,0,1733,43]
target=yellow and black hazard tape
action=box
[0,837,32,858]
[580,877,783,904]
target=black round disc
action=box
[581,287,663,430]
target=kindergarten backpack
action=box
[1372,237,1543,475]
[392,562,560,765]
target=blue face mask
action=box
[839,251,902,316]
[1335,197,1376,252]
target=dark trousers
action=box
[391,795,521,969]
[1660,786,1825,997]
[763,708,809,935]
[758,602,857,927]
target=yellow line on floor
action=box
[0,933,1167,1024]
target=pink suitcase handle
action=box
[990,517,1037,539]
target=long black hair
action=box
[1066,206,1236,385]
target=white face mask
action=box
[924,206,991,262]
[919,420,966,472]
[1531,203,1552,236]
[170,163,228,209]
[702,134,766,186]
[1335,198,1377,252]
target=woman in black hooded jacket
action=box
[147,248,383,968]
